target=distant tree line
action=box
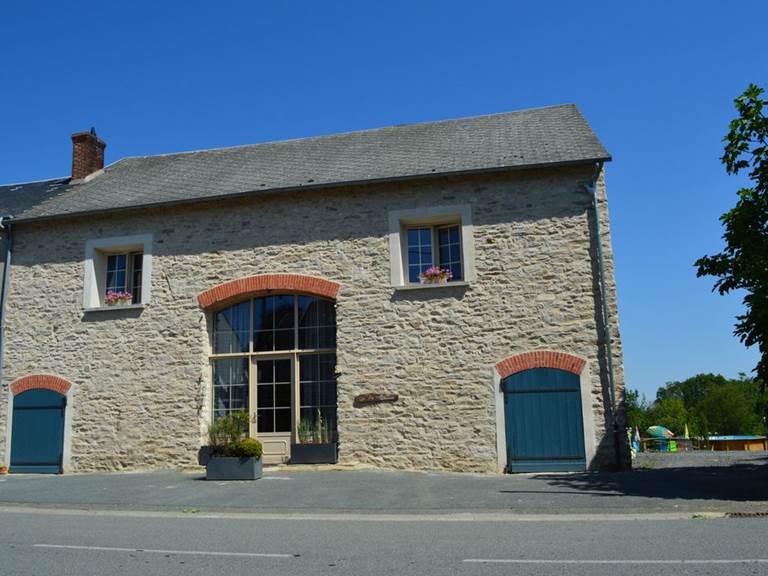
[626,374,767,437]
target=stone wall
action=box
[0,165,625,472]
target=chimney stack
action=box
[71,127,106,180]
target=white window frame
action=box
[83,233,153,310]
[388,204,475,288]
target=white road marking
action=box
[464,558,768,564]
[34,544,294,559]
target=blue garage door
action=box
[10,389,66,474]
[503,368,585,472]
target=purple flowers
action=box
[105,290,132,305]
[418,266,452,284]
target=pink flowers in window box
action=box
[105,290,133,306]
[418,266,453,285]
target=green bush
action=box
[207,412,262,459]
[223,437,263,459]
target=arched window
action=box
[210,295,337,459]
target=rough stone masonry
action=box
[0,164,625,473]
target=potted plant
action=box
[105,290,133,306]
[418,266,452,285]
[204,412,263,480]
[0,462,7,475]
[291,410,338,464]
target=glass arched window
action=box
[210,295,337,452]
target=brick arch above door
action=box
[495,351,586,379]
[197,274,341,311]
[10,374,72,396]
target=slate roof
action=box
[0,104,610,223]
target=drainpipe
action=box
[0,215,13,405]
[586,165,621,470]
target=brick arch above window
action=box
[198,274,341,311]
[495,351,586,379]
[10,374,72,396]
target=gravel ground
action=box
[635,450,767,469]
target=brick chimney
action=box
[71,128,106,180]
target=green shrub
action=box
[208,412,249,450]
[223,437,263,459]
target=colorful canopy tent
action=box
[647,425,674,439]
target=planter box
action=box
[205,456,262,480]
[291,442,338,464]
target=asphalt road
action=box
[1,451,767,516]
[1,508,766,575]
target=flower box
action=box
[104,290,133,306]
[418,266,452,285]
[290,442,338,464]
[206,456,262,480]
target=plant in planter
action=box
[104,290,133,306]
[205,412,263,480]
[291,410,338,464]
[418,266,452,285]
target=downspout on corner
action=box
[0,215,14,403]
[586,164,622,470]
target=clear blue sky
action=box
[1,2,765,399]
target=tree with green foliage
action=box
[625,389,651,431]
[626,373,767,438]
[696,378,765,435]
[646,397,689,437]
[655,373,728,408]
[696,84,768,384]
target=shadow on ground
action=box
[533,454,768,502]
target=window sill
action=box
[393,281,471,291]
[83,303,146,313]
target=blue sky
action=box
[1,2,765,398]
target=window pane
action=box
[406,226,435,282]
[254,295,296,351]
[257,384,274,408]
[298,296,317,327]
[298,327,317,350]
[274,295,294,329]
[212,358,249,420]
[274,329,294,351]
[214,301,250,354]
[253,330,273,352]
[274,384,291,408]
[257,409,274,433]
[274,359,291,383]
[275,409,292,432]
[318,326,336,349]
[257,360,274,383]
[298,407,337,443]
[437,225,462,282]
[318,354,335,380]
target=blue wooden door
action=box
[503,368,585,472]
[10,389,66,474]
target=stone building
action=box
[0,105,627,474]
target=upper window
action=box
[406,224,463,283]
[105,252,143,304]
[83,234,152,310]
[389,205,475,288]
